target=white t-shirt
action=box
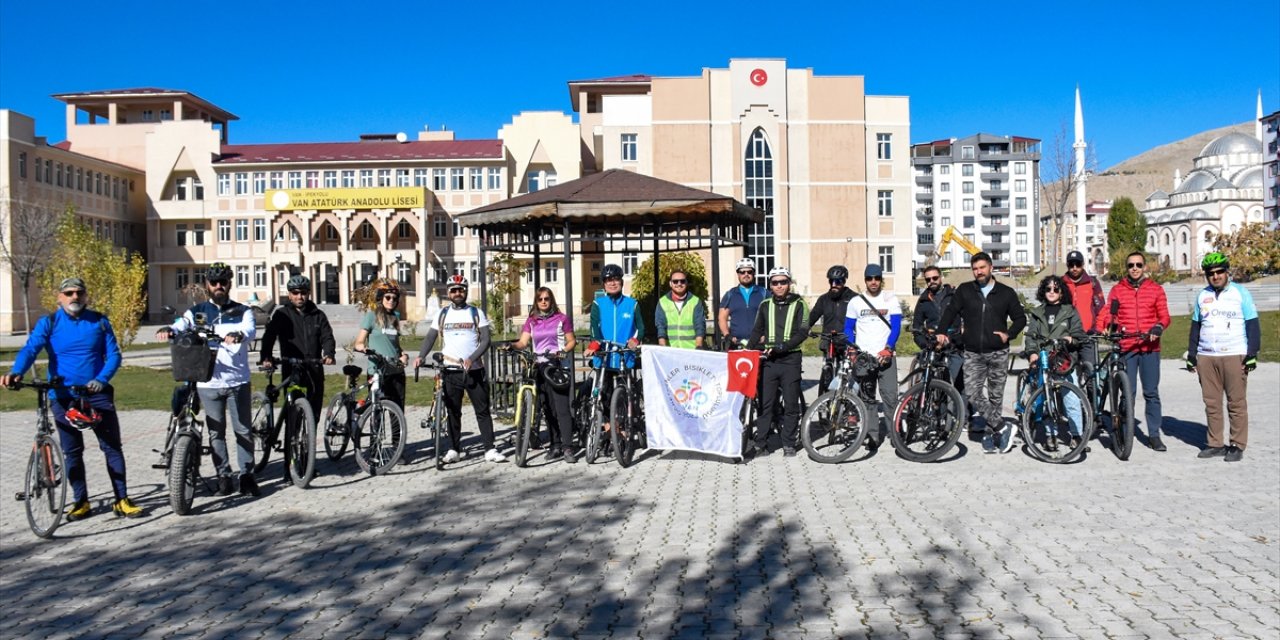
[845,290,901,353]
[438,305,491,365]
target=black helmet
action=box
[286,274,311,292]
[541,364,572,392]
[205,262,233,282]
[601,264,624,281]
[826,265,849,281]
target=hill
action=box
[1080,121,1255,205]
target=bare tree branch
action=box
[0,188,64,333]
[1038,123,1097,274]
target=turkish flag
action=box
[726,350,760,398]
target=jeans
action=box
[1122,351,1162,438]
[198,384,255,478]
[1060,372,1085,437]
[53,397,128,503]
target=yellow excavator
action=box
[928,225,983,266]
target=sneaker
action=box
[66,499,92,521]
[1149,436,1167,452]
[398,453,413,466]
[546,447,564,461]
[442,449,460,464]
[743,441,761,459]
[1224,446,1243,462]
[112,497,143,518]
[238,473,261,497]
[562,447,577,463]
[865,436,881,452]
[216,476,235,496]
[998,421,1018,454]
[1198,446,1227,459]
[783,446,798,457]
[485,448,508,463]
[982,431,997,454]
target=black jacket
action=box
[911,285,957,348]
[260,301,336,361]
[937,279,1026,354]
[808,288,856,335]
[749,293,809,364]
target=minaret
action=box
[1073,86,1088,257]
[1257,90,1264,142]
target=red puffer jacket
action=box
[1096,277,1171,353]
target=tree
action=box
[484,252,524,338]
[37,213,149,346]
[1039,123,1095,272]
[1106,197,1146,255]
[1212,223,1280,281]
[629,252,710,343]
[0,190,62,334]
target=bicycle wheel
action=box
[610,385,637,468]
[514,388,535,468]
[800,391,871,463]
[25,434,66,539]
[287,397,317,487]
[321,392,352,461]
[1107,370,1135,461]
[890,379,965,463]
[433,399,446,470]
[739,396,758,458]
[168,431,200,516]
[250,392,279,474]
[354,400,406,475]
[1020,380,1093,464]
[584,399,604,464]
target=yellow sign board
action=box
[265,187,427,211]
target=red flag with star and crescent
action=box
[725,350,760,398]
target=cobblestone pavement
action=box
[1,360,1277,639]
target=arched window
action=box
[744,128,775,285]
[1180,231,1188,244]
[1181,253,1188,267]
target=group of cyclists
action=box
[2,248,1263,521]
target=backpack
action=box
[436,305,482,339]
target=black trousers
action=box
[536,364,574,450]
[442,368,496,451]
[283,363,325,419]
[756,356,802,448]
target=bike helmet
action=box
[541,364,572,392]
[445,274,468,291]
[826,265,849,281]
[286,274,311,292]
[735,258,757,272]
[65,397,102,431]
[1048,348,1075,375]
[1201,252,1229,272]
[374,278,400,296]
[601,264,624,281]
[767,266,792,282]
[205,262,233,282]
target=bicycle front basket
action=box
[171,333,218,383]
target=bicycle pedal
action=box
[14,492,26,502]
[151,463,170,470]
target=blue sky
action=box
[2,0,1276,170]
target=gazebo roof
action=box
[457,169,763,229]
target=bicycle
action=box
[319,364,369,463]
[159,320,229,515]
[414,352,464,470]
[499,347,569,467]
[345,350,408,475]
[250,357,324,487]
[799,346,878,463]
[608,346,645,468]
[1011,338,1094,464]
[4,379,76,538]
[581,341,641,465]
[890,330,967,462]
[1076,333,1138,461]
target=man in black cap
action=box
[1061,250,1105,372]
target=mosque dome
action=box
[1173,170,1219,194]
[1198,132,1262,158]
[1234,166,1263,188]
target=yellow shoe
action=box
[66,500,92,521]
[113,497,144,518]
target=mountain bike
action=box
[1078,333,1138,461]
[320,364,370,463]
[500,347,568,467]
[1012,339,1094,464]
[609,347,645,468]
[581,341,638,465]
[799,347,876,463]
[415,352,464,470]
[346,350,408,475]
[160,320,229,515]
[250,357,324,487]
[5,379,74,539]
[890,331,967,462]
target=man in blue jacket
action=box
[2,277,142,519]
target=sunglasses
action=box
[1067,261,1083,267]
[208,280,229,288]
[603,277,621,283]
[737,270,755,276]
[1206,269,1228,276]
[61,289,86,297]
[769,279,790,286]
[829,278,846,285]
[382,294,399,301]
[924,276,941,283]
[448,288,466,293]
[536,296,553,302]
[1045,286,1061,292]
[865,276,883,282]
[670,279,687,284]
[288,289,309,295]
[1127,262,1145,269]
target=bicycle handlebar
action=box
[259,356,326,371]
[2,379,83,393]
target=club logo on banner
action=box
[642,346,749,458]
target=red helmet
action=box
[65,398,102,431]
[445,274,468,290]
[1048,349,1075,375]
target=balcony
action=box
[981,188,1009,198]
[982,224,1010,234]
[915,174,933,185]
[918,243,936,254]
[981,171,1008,181]
[982,206,1010,215]
[916,209,933,220]
[985,242,1010,252]
[915,191,934,202]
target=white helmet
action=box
[735,258,756,272]
[767,266,792,281]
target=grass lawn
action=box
[1163,310,1280,361]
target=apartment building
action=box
[1263,110,1279,227]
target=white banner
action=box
[642,345,747,458]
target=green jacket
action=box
[1025,303,1086,353]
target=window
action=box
[990,215,1004,226]
[360,222,374,240]
[961,146,975,159]
[621,133,638,161]
[218,220,231,242]
[341,170,355,188]
[235,266,250,288]
[269,172,284,189]
[288,172,302,189]
[432,168,446,191]
[413,169,428,187]
[253,219,266,241]
[940,182,951,193]
[76,168,84,191]
[939,165,951,175]
[1016,232,1028,244]
[962,182,974,194]
[544,261,560,283]
[1015,180,1027,192]
[176,178,189,200]
[193,224,206,245]
[396,169,410,187]
[877,247,895,274]
[877,190,893,217]
[744,128,777,285]
[470,262,479,284]
[1014,162,1026,175]
[176,223,188,246]
[324,225,338,240]
[433,264,448,282]
[397,261,413,286]
[391,219,410,239]
[1015,197,1027,210]
[876,133,892,160]
[33,156,42,182]
[377,169,391,187]
[142,110,154,121]
[254,265,267,288]
[962,164,974,177]
[940,199,951,210]
[193,179,204,200]
[253,172,266,194]
[46,160,54,185]
[217,174,231,196]
[622,252,639,275]
[433,216,447,237]
[1016,250,1028,263]
[176,268,189,290]
[17,152,26,178]
[962,216,975,228]
[1016,215,1028,226]
[305,171,319,188]
[451,168,464,190]
[452,219,461,236]
[940,216,951,227]
[55,163,63,187]
[469,168,483,190]
[990,180,1002,191]
[991,233,1003,243]
[359,170,373,187]
[235,219,249,241]
[963,199,975,212]
[159,109,172,121]
[234,173,248,195]
[488,167,502,191]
